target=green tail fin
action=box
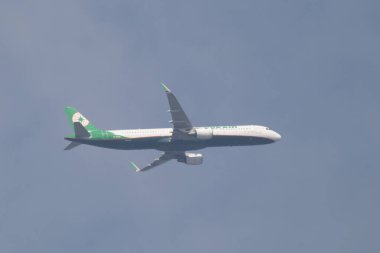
[64,107,100,132]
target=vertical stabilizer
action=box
[64,107,100,132]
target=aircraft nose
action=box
[271,131,282,142]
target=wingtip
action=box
[160,82,171,93]
[130,162,141,172]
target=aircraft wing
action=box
[161,83,194,140]
[130,151,183,172]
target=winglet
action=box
[130,162,141,172]
[161,82,171,93]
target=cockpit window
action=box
[266,127,270,130]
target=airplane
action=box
[64,83,281,172]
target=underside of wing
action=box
[131,151,184,172]
[161,83,194,140]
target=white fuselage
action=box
[109,125,281,142]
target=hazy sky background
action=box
[1,0,379,252]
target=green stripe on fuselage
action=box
[89,130,124,139]
[65,130,124,140]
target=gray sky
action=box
[1,0,379,252]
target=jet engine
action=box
[194,128,213,140]
[177,153,203,165]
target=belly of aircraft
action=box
[68,135,274,151]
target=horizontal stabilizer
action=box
[64,142,81,150]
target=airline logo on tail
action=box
[72,112,90,127]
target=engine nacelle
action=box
[195,128,213,140]
[178,153,203,165]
